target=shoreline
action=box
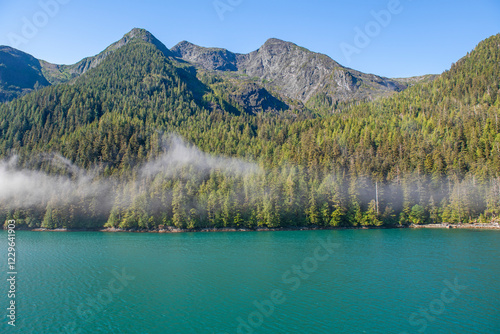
[7,223,500,233]
[409,223,500,230]
[28,225,401,233]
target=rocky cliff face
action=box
[171,41,238,71]
[237,38,346,102]
[172,38,407,104]
[230,82,289,114]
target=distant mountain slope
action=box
[0,46,50,102]
[393,74,438,86]
[172,38,407,104]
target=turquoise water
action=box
[0,229,499,333]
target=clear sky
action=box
[0,0,499,78]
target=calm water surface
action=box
[0,229,499,333]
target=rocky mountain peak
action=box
[106,28,172,57]
[259,38,299,50]
[39,28,173,85]
[171,41,238,71]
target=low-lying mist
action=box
[1,134,498,229]
[0,135,261,210]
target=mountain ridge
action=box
[1,28,414,106]
[172,36,408,104]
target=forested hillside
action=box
[0,32,498,230]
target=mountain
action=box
[172,38,407,104]
[0,28,174,99]
[0,29,289,113]
[0,29,421,107]
[0,30,499,230]
[40,28,173,85]
[0,46,50,102]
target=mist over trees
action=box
[0,34,499,230]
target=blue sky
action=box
[0,0,499,78]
